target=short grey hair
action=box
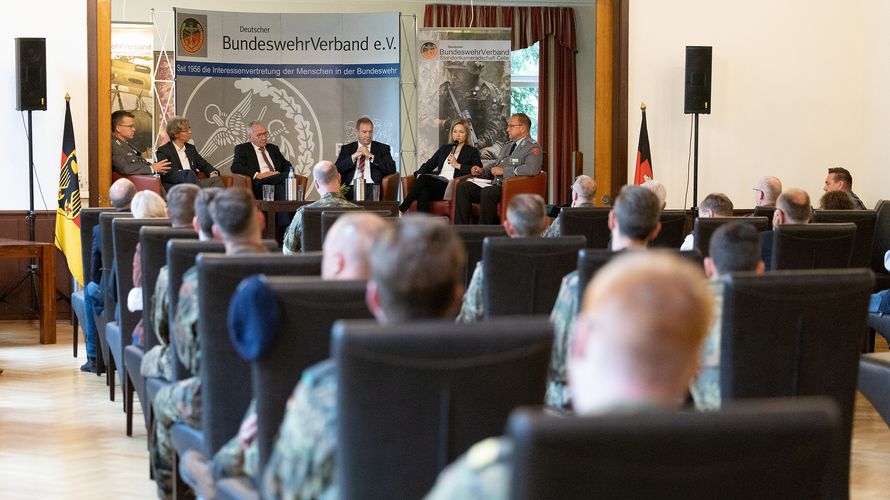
[165,116,190,140]
[506,194,547,237]
[313,160,339,185]
[130,190,167,219]
[108,178,136,209]
[572,175,596,202]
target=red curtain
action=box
[424,4,578,204]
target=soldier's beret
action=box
[227,274,280,361]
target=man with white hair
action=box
[753,176,782,208]
[282,160,359,254]
[544,175,596,238]
[643,178,667,209]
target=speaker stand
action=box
[0,109,40,315]
[692,112,700,216]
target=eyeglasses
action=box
[507,124,522,129]
[119,124,136,129]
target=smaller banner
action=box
[634,107,653,185]
[56,99,83,285]
[111,22,155,155]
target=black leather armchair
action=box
[693,216,769,258]
[558,207,612,249]
[771,223,857,270]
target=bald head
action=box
[313,161,341,194]
[775,188,812,225]
[572,175,597,206]
[322,213,389,280]
[754,176,782,207]
[109,178,136,210]
[569,251,712,413]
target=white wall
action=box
[1,3,89,210]
[628,0,885,209]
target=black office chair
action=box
[319,210,392,245]
[508,398,840,500]
[752,205,776,228]
[558,207,612,249]
[693,216,770,258]
[71,207,105,359]
[720,269,873,500]
[453,225,507,289]
[812,209,876,268]
[335,318,553,500]
[355,200,400,217]
[859,352,890,429]
[652,209,688,248]
[870,200,890,290]
[483,236,585,317]
[771,223,857,270]
[98,212,132,395]
[301,206,364,252]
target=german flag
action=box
[55,98,83,285]
[634,105,653,185]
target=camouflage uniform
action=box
[456,262,485,323]
[424,437,513,500]
[543,203,595,238]
[213,401,260,481]
[546,271,579,410]
[150,266,201,497]
[141,265,171,380]
[690,278,725,411]
[282,192,358,254]
[263,359,339,500]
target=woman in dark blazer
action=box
[156,116,223,190]
[400,120,483,213]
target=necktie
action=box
[509,142,517,155]
[260,147,275,172]
[358,155,366,179]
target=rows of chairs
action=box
[66,198,888,499]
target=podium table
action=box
[0,238,56,344]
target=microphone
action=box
[449,140,459,156]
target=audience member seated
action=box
[283,160,358,254]
[149,188,268,497]
[454,113,543,224]
[457,194,548,323]
[543,175,597,238]
[680,192,734,251]
[643,178,667,210]
[156,116,224,190]
[547,185,662,409]
[127,190,169,347]
[231,121,294,200]
[139,185,205,374]
[869,250,890,315]
[255,216,464,498]
[823,166,866,209]
[425,251,713,499]
[399,119,481,214]
[753,176,782,208]
[761,188,812,268]
[80,178,136,373]
[177,212,391,497]
[689,222,765,411]
[819,190,856,210]
[111,110,171,177]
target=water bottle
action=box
[353,177,366,201]
[285,171,298,201]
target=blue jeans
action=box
[83,281,104,359]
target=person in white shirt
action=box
[680,192,734,251]
[231,121,294,199]
[156,116,224,190]
[334,116,397,200]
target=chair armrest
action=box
[230,173,253,190]
[125,174,164,196]
[381,173,400,201]
[219,175,234,188]
[401,174,415,196]
[448,175,473,222]
[500,172,548,221]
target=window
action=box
[511,42,540,140]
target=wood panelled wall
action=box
[0,211,73,320]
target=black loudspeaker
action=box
[16,38,47,111]
[684,46,711,115]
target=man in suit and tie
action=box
[156,117,224,191]
[111,110,171,176]
[453,113,543,224]
[231,121,294,199]
[334,116,397,200]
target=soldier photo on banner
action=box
[418,29,512,168]
[111,23,155,156]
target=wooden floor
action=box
[2,320,890,499]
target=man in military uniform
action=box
[426,251,714,499]
[141,188,221,381]
[543,175,597,238]
[457,194,548,323]
[150,188,268,497]
[453,113,543,225]
[260,216,465,499]
[436,62,507,153]
[283,160,359,254]
[690,222,765,411]
[111,110,171,176]
[546,185,662,409]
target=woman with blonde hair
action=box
[130,190,167,219]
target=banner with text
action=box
[174,9,401,196]
[417,28,511,167]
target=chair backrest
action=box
[198,253,322,457]
[79,207,105,284]
[355,200,400,217]
[483,236,585,317]
[693,216,770,258]
[812,210,876,268]
[252,278,371,474]
[872,200,890,274]
[508,398,840,500]
[112,218,170,348]
[652,209,689,248]
[558,207,612,249]
[720,269,873,499]
[380,172,401,201]
[752,205,776,229]
[319,210,392,245]
[99,212,132,328]
[335,317,553,500]
[771,223,857,270]
[301,206,364,252]
[139,227,197,351]
[111,171,163,195]
[453,225,508,289]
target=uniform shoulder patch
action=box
[466,437,502,470]
[532,147,540,155]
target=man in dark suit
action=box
[335,116,397,200]
[231,121,293,199]
[453,113,543,224]
[156,117,224,191]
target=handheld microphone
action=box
[449,140,459,156]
